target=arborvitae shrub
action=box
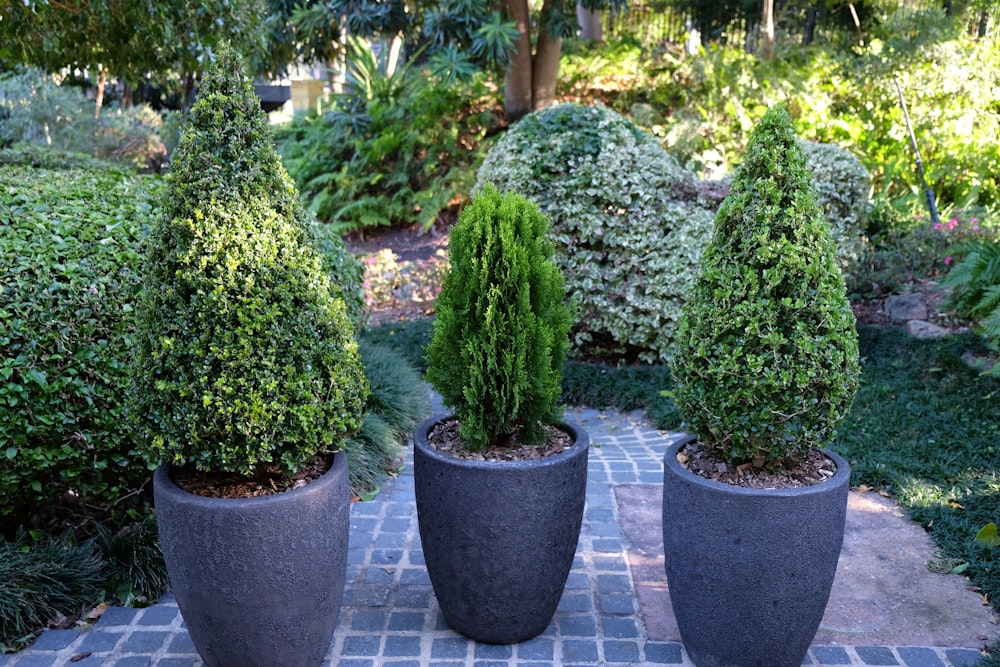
[129,47,368,478]
[669,105,860,463]
[425,185,572,451]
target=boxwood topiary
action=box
[669,105,860,464]
[425,185,572,451]
[129,47,369,478]
[476,102,715,364]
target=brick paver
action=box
[3,404,985,667]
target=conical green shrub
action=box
[669,104,860,463]
[129,46,368,478]
[426,185,572,451]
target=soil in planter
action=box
[677,441,837,489]
[428,418,574,462]
[170,456,332,499]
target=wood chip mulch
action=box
[170,456,333,499]
[677,440,839,489]
[427,418,574,462]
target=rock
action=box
[886,293,928,322]
[907,320,949,339]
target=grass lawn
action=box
[369,318,1000,626]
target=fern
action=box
[944,238,1000,374]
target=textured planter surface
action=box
[154,453,350,667]
[414,415,589,644]
[662,436,850,667]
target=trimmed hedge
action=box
[0,162,160,521]
[0,151,370,519]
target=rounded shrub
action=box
[475,102,716,363]
[798,139,871,279]
[425,185,572,451]
[129,47,369,478]
[669,105,860,464]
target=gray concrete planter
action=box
[662,436,850,667]
[153,453,350,667]
[414,414,589,644]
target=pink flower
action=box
[934,223,943,230]
[973,225,980,231]
[945,256,952,265]
[971,217,980,224]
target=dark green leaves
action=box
[129,47,368,478]
[670,104,861,463]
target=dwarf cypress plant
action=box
[669,105,860,464]
[129,46,368,478]
[425,185,572,451]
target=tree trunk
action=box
[977,10,988,38]
[504,0,534,122]
[760,0,775,58]
[385,31,404,77]
[94,66,106,119]
[576,3,603,41]
[533,31,561,111]
[804,3,818,45]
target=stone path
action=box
[1,406,992,667]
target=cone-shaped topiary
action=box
[129,46,369,478]
[426,185,572,451]
[669,104,860,464]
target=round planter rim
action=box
[153,451,345,511]
[415,413,588,471]
[665,434,850,498]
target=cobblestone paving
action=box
[1,407,985,667]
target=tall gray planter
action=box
[414,414,589,644]
[662,436,849,667]
[154,452,350,667]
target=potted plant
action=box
[664,104,861,667]
[128,46,368,667]
[414,185,586,644]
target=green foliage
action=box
[129,47,368,478]
[670,105,860,463]
[363,318,435,374]
[942,233,1000,371]
[0,533,104,647]
[657,29,1000,212]
[342,338,430,494]
[276,42,496,233]
[91,513,169,605]
[0,163,161,520]
[426,186,572,450]
[1,0,269,94]
[798,139,872,277]
[477,102,716,363]
[0,69,169,170]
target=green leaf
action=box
[976,523,1000,547]
[5,447,16,460]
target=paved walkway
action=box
[1,406,988,667]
